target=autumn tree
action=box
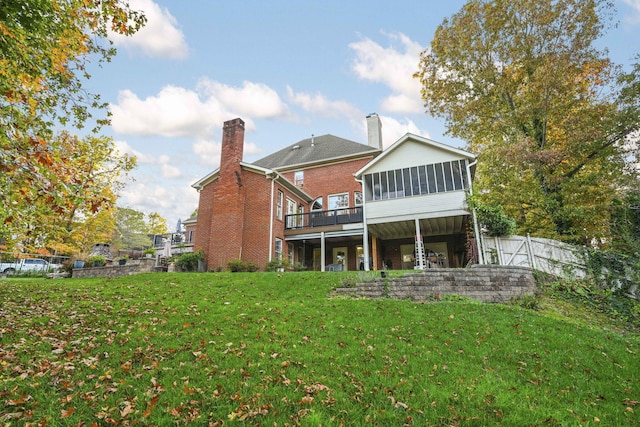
[147,212,169,235]
[415,0,640,244]
[112,207,154,251]
[0,0,145,250]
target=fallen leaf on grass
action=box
[300,396,314,405]
[120,403,134,417]
[61,407,75,418]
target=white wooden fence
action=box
[480,234,588,279]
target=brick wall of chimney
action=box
[208,118,246,268]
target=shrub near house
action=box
[174,251,203,272]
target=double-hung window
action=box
[276,190,283,220]
[329,193,349,214]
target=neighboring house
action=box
[191,115,477,271]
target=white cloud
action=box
[110,87,217,137]
[285,86,362,120]
[191,137,264,169]
[113,139,156,163]
[109,0,188,59]
[192,139,221,168]
[161,163,182,179]
[198,80,290,119]
[349,32,425,114]
[157,155,182,179]
[120,181,199,224]
[110,79,290,138]
[622,0,640,23]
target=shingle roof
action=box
[252,134,379,170]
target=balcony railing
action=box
[285,207,363,230]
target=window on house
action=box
[312,197,323,211]
[411,166,420,195]
[275,238,283,261]
[364,175,373,201]
[354,191,363,206]
[286,197,297,228]
[395,169,404,197]
[427,164,437,194]
[380,171,389,200]
[460,159,469,189]
[276,190,283,220]
[373,173,381,200]
[435,163,446,192]
[402,168,412,197]
[387,170,397,199]
[294,171,304,187]
[418,166,428,194]
[363,159,470,201]
[329,193,349,213]
[452,160,463,190]
[443,162,455,191]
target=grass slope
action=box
[1,272,639,426]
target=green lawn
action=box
[1,272,639,426]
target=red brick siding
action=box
[281,157,373,207]
[194,179,217,256]
[239,172,273,268]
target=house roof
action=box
[253,134,380,170]
[354,133,476,178]
[191,161,313,202]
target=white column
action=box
[320,231,326,272]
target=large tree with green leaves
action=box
[415,0,640,244]
[5,132,136,253]
[112,207,155,251]
[0,0,145,251]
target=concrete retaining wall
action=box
[333,265,537,303]
[72,258,164,279]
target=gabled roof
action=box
[191,162,313,202]
[354,133,476,178]
[253,134,380,170]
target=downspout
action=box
[268,172,276,261]
[466,159,485,265]
[355,177,370,271]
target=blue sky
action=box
[88,0,640,230]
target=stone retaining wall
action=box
[333,265,537,303]
[72,258,164,278]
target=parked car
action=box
[0,258,62,275]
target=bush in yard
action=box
[227,259,259,272]
[174,250,203,272]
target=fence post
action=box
[526,234,537,270]
[495,236,504,265]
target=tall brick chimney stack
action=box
[209,118,246,269]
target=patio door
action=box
[333,247,348,271]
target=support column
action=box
[320,232,326,272]
[371,235,379,270]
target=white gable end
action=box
[365,139,467,174]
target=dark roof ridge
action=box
[253,133,379,169]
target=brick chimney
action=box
[209,118,246,269]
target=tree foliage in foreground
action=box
[0,0,145,251]
[415,0,640,244]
